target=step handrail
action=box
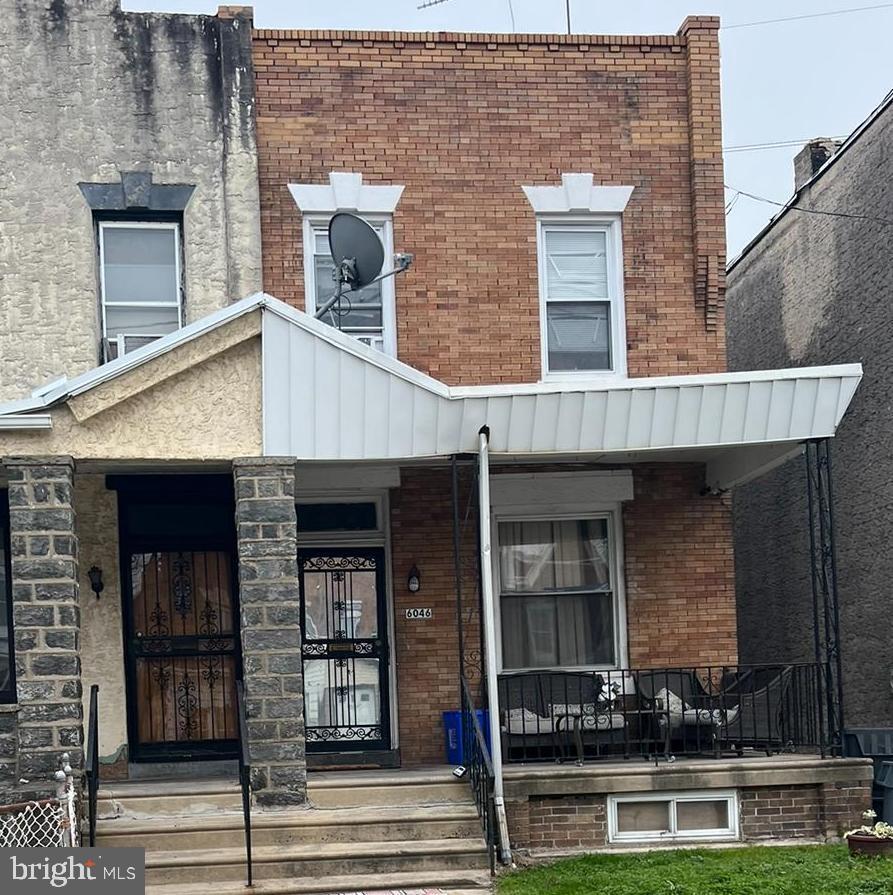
[85,684,99,848]
[236,680,253,888]
[460,675,497,875]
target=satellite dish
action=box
[328,212,385,291]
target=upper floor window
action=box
[99,221,183,361]
[306,220,396,355]
[0,492,15,704]
[289,173,404,359]
[523,174,634,380]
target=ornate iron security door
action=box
[299,548,390,752]
[129,550,238,759]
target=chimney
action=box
[794,138,841,191]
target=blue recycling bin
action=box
[443,710,491,765]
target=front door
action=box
[127,549,239,760]
[299,548,391,752]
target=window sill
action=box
[0,702,20,713]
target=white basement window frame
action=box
[608,791,740,844]
[535,216,627,380]
[301,214,398,358]
[98,220,184,361]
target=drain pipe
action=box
[478,426,513,866]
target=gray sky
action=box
[127,0,893,258]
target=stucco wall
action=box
[0,1,261,403]
[727,102,893,727]
[75,475,127,769]
[0,335,263,462]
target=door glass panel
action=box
[303,560,378,641]
[303,658,382,740]
[616,800,671,834]
[676,799,729,832]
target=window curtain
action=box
[499,520,615,669]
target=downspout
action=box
[478,427,513,865]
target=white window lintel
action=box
[522,173,634,214]
[289,172,405,215]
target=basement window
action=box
[99,221,183,361]
[608,791,739,843]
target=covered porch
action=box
[0,293,867,857]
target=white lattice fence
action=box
[0,754,79,848]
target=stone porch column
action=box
[6,457,82,795]
[233,458,306,807]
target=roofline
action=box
[728,87,893,273]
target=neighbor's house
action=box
[727,92,893,769]
[0,3,872,876]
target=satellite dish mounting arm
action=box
[315,253,414,321]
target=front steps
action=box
[94,768,492,894]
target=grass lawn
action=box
[497,845,893,895]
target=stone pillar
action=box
[233,458,306,807]
[6,458,81,795]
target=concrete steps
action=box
[96,768,492,893]
[145,869,492,895]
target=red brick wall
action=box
[624,464,737,668]
[389,462,734,765]
[252,18,726,386]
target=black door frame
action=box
[112,475,241,763]
[299,546,392,753]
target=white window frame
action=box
[608,790,740,844]
[492,505,628,674]
[536,215,627,382]
[301,214,398,358]
[98,220,184,354]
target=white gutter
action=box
[478,427,513,866]
[0,415,53,430]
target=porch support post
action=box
[233,458,306,808]
[5,457,82,796]
[477,429,512,865]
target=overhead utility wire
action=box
[723,137,848,153]
[723,3,893,30]
[725,184,893,226]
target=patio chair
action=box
[499,673,571,763]
[717,665,795,756]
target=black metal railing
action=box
[461,675,497,875]
[235,681,253,888]
[84,684,99,848]
[497,663,831,765]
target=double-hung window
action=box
[538,221,625,377]
[305,219,397,356]
[498,517,618,670]
[99,221,183,361]
[0,493,14,703]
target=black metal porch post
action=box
[805,439,844,754]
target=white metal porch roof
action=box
[0,293,862,490]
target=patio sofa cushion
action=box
[655,687,738,728]
[504,708,559,735]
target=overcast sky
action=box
[127,0,893,259]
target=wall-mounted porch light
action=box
[87,566,104,600]
[407,565,421,594]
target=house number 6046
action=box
[405,608,433,620]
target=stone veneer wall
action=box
[6,458,82,798]
[234,458,306,807]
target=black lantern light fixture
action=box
[407,564,421,594]
[87,566,104,600]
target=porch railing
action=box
[497,663,831,765]
[236,681,253,888]
[460,675,497,874]
[84,684,99,847]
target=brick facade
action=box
[252,19,727,386]
[390,463,735,766]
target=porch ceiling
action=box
[0,293,862,489]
